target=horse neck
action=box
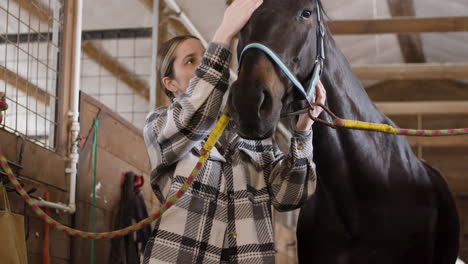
[320,37,382,122]
[313,34,417,176]
[309,34,423,236]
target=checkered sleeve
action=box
[143,42,231,172]
[268,130,317,212]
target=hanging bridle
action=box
[238,2,326,117]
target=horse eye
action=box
[301,9,312,19]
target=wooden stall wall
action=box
[1,129,72,263]
[71,92,159,263]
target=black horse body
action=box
[230,1,460,263]
[297,32,460,264]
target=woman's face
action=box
[169,38,206,95]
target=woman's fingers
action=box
[314,81,326,104]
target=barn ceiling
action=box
[80,0,468,82]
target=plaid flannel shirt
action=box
[142,43,317,264]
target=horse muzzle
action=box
[228,80,280,140]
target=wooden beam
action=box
[81,41,150,100]
[141,0,190,36]
[0,65,50,105]
[14,0,52,26]
[329,16,468,35]
[353,63,468,80]
[375,101,468,115]
[387,0,425,63]
[142,0,154,9]
[167,17,192,36]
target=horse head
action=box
[228,0,325,139]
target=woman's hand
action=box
[213,0,263,44]
[296,80,327,131]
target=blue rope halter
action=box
[238,2,326,114]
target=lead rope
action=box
[0,107,231,239]
[306,103,468,136]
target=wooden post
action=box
[387,0,426,63]
[329,16,468,35]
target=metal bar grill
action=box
[0,0,64,150]
[80,36,152,129]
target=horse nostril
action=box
[259,89,271,114]
[293,57,300,63]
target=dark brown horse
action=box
[228,0,460,263]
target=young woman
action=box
[143,0,326,263]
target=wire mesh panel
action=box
[80,32,152,129]
[0,0,63,149]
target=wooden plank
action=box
[81,41,150,100]
[0,129,68,190]
[142,0,154,9]
[353,63,468,80]
[76,144,149,210]
[97,114,151,172]
[25,216,71,260]
[375,101,468,115]
[77,92,153,209]
[387,0,426,63]
[167,17,192,36]
[329,16,468,35]
[72,202,113,264]
[13,0,52,26]
[142,0,191,36]
[80,92,142,136]
[0,65,50,105]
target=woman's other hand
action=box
[213,0,263,44]
[296,80,327,131]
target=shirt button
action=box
[297,143,304,150]
[229,193,235,200]
[229,232,237,238]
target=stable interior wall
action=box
[1,126,72,263]
[71,92,158,263]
